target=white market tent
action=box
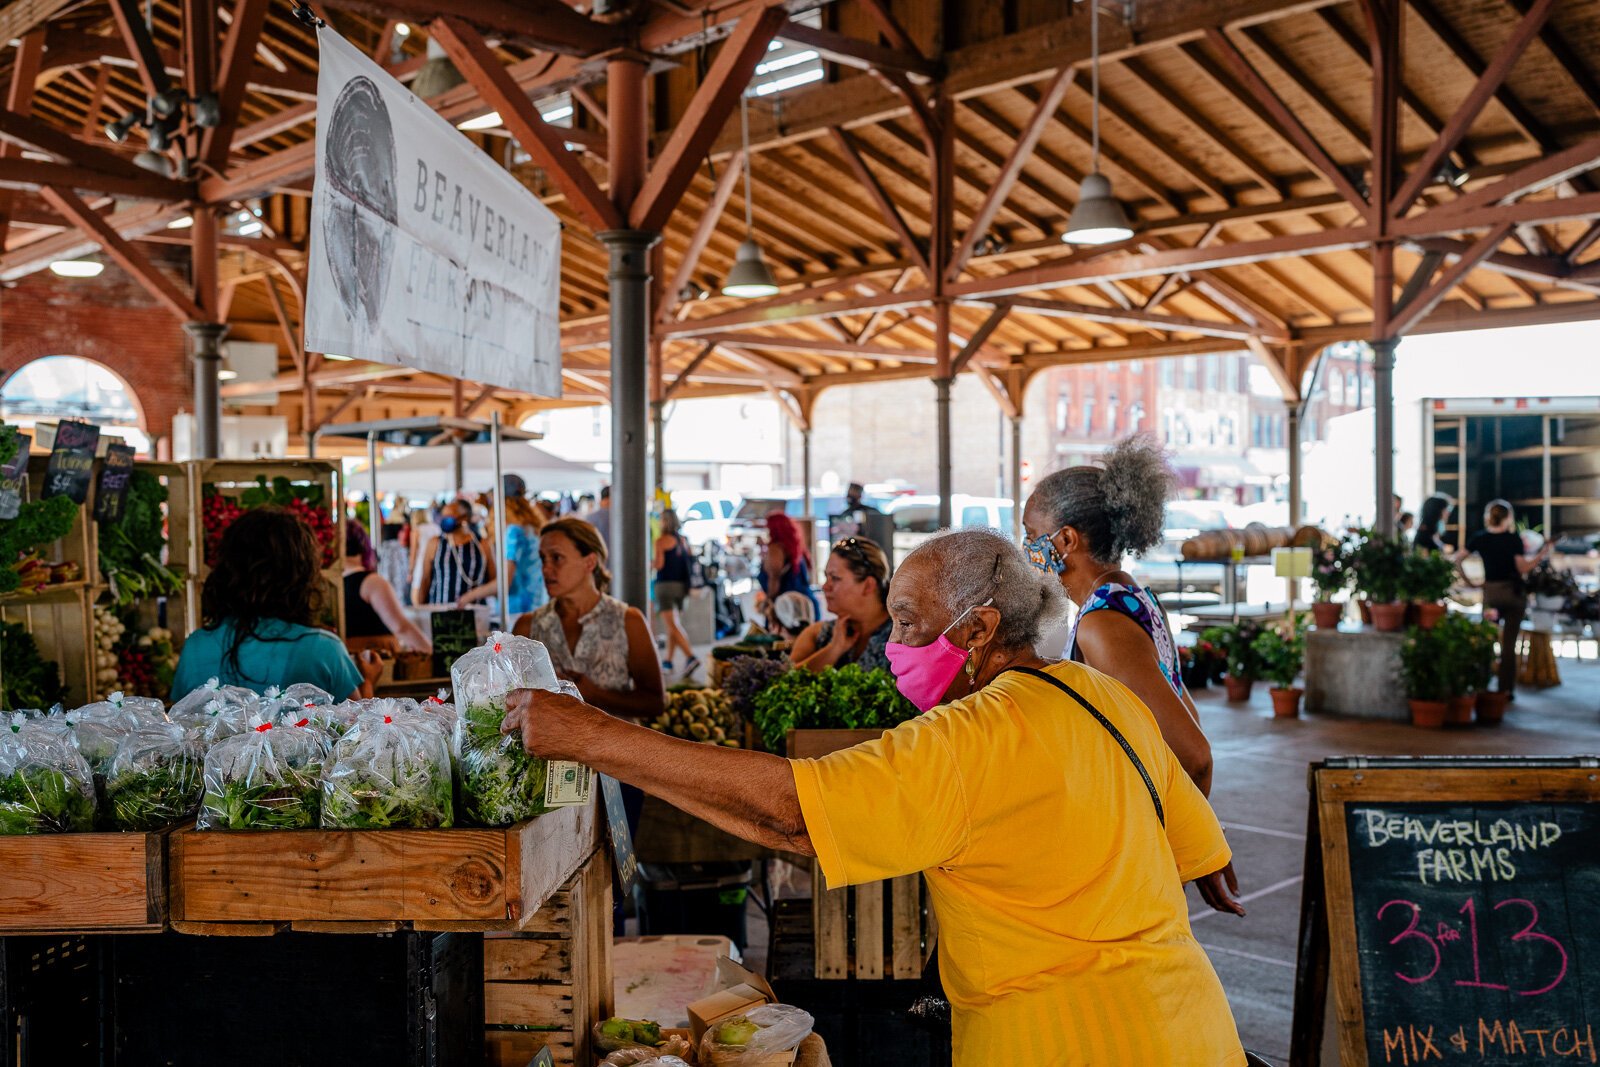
[365,441,604,498]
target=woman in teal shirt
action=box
[172,508,380,702]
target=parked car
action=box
[886,495,1015,558]
[670,490,742,547]
[1128,498,1232,603]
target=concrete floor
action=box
[1182,658,1600,1064]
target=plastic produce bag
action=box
[699,1005,815,1064]
[169,677,257,726]
[452,632,590,826]
[198,716,332,830]
[104,720,205,830]
[320,711,453,829]
[603,1054,690,1067]
[0,717,96,833]
[280,683,334,709]
[60,697,148,774]
[593,1018,693,1059]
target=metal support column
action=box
[651,400,666,497]
[935,377,953,528]
[491,412,508,630]
[600,229,661,613]
[367,432,380,548]
[801,427,813,520]
[1372,338,1397,536]
[1010,415,1023,541]
[184,321,228,459]
[1286,402,1303,527]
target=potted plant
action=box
[1433,613,1478,726]
[1251,614,1307,718]
[1309,542,1348,630]
[1178,642,1218,691]
[1398,551,1458,630]
[1468,620,1509,725]
[1399,626,1449,728]
[1524,562,1577,614]
[1201,621,1262,702]
[1349,529,1407,631]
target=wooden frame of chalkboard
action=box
[1291,757,1600,1066]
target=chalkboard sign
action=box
[94,443,136,523]
[1291,759,1600,1066]
[42,420,99,503]
[429,609,479,676]
[524,1047,554,1067]
[0,432,29,521]
[599,773,640,897]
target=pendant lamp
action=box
[1064,0,1134,245]
[721,95,779,298]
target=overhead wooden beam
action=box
[0,108,151,180]
[658,151,743,323]
[777,20,939,81]
[41,30,319,100]
[264,275,301,369]
[107,0,174,99]
[39,184,205,321]
[856,0,924,57]
[1384,223,1513,338]
[1120,55,1279,197]
[0,31,45,250]
[430,16,622,233]
[202,0,272,174]
[630,5,787,232]
[1245,338,1300,403]
[1202,28,1366,209]
[1012,83,1182,213]
[1505,0,1600,120]
[950,303,1011,375]
[722,347,804,388]
[999,295,1264,341]
[321,0,615,55]
[1425,137,1600,221]
[1088,79,1232,206]
[0,157,191,200]
[461,383,497,419]
[1390,0,1557,216]
[0,0,79,44]
[1238,26,1365,156]
[828,126,927,271]
[693,331,937,363]
[970,364,1018,419]
[663,341,719,400]
[665,287,936,337]
[948,67,1073,280]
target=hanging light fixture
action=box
[1063,0,1134,246]
[721,94,779,298]
[411,37,464,99]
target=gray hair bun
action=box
[1098,434,1176,559]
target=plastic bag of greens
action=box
[198,715,331,830]
[0,718,97,833]
[698,1005,814,1064]
[452,633,590,826]
[281,683,334,709]
[169,677,257,725]
[104,721,205,830]
[320,711,453,829]
[60,694,156,774]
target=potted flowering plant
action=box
[1251,614,1307,718]
[1463,618,1508,724]
[1309,541,1348,629]
[1398,551,1458,630]
[1200,621,1263,702]
[1399,626,1448,728]
[1433,612,1479,726]
[1348,529,1407,631]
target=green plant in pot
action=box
[1349,529,1407,631]
[1430,612,1479,726]
[1398,550,1458,630]
[1465,618,1508,724]
[1250,614,1307,718]
[1200,621,1262,702]
[1309,541,1348,630]
[1399,626,1449,728]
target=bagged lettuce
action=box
[0,717,96,834]
[104,720,205,830]
[198,714,331,830]
[320,710,453,829]
[451,632,591,826]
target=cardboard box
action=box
[685,958,778,1042]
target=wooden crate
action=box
[483,847,614,1067]
[0,828,170,935]
[133,459,199,642]
[788,728,937,981]
[188,459,345,637]
[168,796,601,935]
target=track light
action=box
[152,88,187,119]
[192,92,221,128]
[133,150,173,176]
[105,111,140,144]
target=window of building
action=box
[1055,387,1070,433]
[0,355,148,452]
[1184,357,1199,391]
[1082,399,1095,436]
[1329,370,1345,405]
[1127,401,1145,432]
[1204,357,1219,392]
[1162,360,1177,388]
[1105,390,1119,435]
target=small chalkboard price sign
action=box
[42,420,99,504]
[1291,757,1600,1066]
[599,773,640,897]
[94,443,136,523]
[429,609,479,676]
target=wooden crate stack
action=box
[789,729,938,982]
[129,459,200,644]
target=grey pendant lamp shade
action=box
[1063,0,1134,245]
[721,94,780,298]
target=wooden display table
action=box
[0,827,171,936]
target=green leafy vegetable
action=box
[320,715,454,829]
[201,768,322,829]
[105,759,204,830]
[458,699,551,826]
[320,768,453,829]
[98,471,185,608]
[0,494,77,596]
[0,621,67,711]
[750,665,920,753]
[0,765,96,834]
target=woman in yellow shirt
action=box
[505,529,1245,1066]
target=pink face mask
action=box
[884,601,991,712]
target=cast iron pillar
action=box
[1372,338,1397,536]
[935,377,953,528]
[600,229,661,613]
[1010,414,1024,542]
[185,321,228,459]
[651,400,666,497]
[1286,402,1303,527]
[801,427,813,519]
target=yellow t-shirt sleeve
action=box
[1163,754,1232,881]
[791,717,970,891]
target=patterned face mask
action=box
[1024,527,1068,574]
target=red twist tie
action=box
[493,643,502,653]
[383,715,393,724]
[295,718,310,728]
[255,722,273,733]
[428,696,443,705]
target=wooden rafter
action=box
[1000,295,1264,342]
[0,31,45,249]
[1087,78,1232,206]
[1120,55,1279,197]
[950,303,1010,375]
[1384,223,1513,338]
[202,0,272,173]
[828,127,927,271]
[107,0,174,99]
[658,152,743,323]
[1426,137,1600,222]
[39,184,205,320]
[693,331,935,364]
[1505,0,1600,119]
[1011,83,1181,213]
[776,20,938,81]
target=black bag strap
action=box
[1003,665,1165,827]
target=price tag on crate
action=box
[600,773,640,897]
[525,1046,555,1067]
[0,431,30,521]
[42,420,98,504]
[94,443,136,523]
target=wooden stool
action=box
[1518,631,1561,689]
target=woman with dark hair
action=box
[1455,499,1551,700]
[513,518,664,720]
[757,511,819,629]
[790,536,893,672]
[172,508,381,701]
[652,508,699,679]
[1023,434,1241,915]
[343,520,432,655]
[1413,493,1454,553]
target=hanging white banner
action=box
[305,26,562,398]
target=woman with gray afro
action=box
[1023,434,1243,916]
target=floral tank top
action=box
[1065,582,1185,697]
[521,595,633,693]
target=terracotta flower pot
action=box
[1368,602,1407,632]
[1224,676,1255,702]
[1415,602,1448,630]
[1409,699,1448,728]
[1270,687,1303,718]
[1359,601,1373,625]
[1475,690,1510,725]
[1311,601,1343,630]
[1446,694,1476,726]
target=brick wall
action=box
[0,256,191,443]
